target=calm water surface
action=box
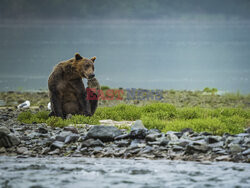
[0,21,250,93]
[0,156,250,188]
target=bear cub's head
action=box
[73,53,96,79]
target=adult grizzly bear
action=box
[48,53,100,118]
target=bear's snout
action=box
[88,73,95,79]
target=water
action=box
[0,157,250,188]
[0,20,250,93]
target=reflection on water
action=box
[0,21,250,93]
[0,157,250,188]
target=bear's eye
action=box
[84,64,90,69]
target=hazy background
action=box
[0,0,250,93]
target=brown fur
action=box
[48,53,99,118]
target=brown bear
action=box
[48,53,100,118]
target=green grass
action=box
[17,103,250,135]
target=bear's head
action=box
[73,53,96,79]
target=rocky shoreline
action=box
[0,108,250,163]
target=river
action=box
[0,20,250,93]
[0,156,249,188]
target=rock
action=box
[131,120,145,130]
[148,129,161,134]
[130,128,148,139]
[50,141,64,150]
[181,128,193,134]
[159,137,169,146]
[0,133,20,147]
[245,128,250,134]
[141,146,153,153]
[81,139,104,147]
[114,134,130,140]
[0,126,11,136]
[236,133,250,137]
[229,143,242,154]
[200,132,212,136]
[205,136,222,144]
[55,131,72,142]
[172,145,184,152]
[145,133,161,142]
[186,142,210,154]
[87,126,122,142]
[48,149,60,155]
[0,147,6,153]
[166,132,179,141]
[215,155,231,161]
[63,126,79,134]
[114,139,130,147]
[36,127,48,134]
[17,147,28,154]
[242,148,250,155]
[225,136,242,146]
[64,134,79,144]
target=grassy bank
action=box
[17,103,250,135]
[1,89,250,108]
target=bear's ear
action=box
[75,53,83,60]
[91,56,96,63]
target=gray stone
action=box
[215,155,231,161]
[36,127,48,134]
[148,129,161,134]
[166,132,179,141]
[245,128,250,134]
[64,126,79,134]
[186,142,210,154]
[17,147,28,154]
[87,126,123,142]
[131,120,145,130]
[0,126,10,136]
[229,143,242,154]
[64,134,79,144]
[206,136,222,144]
[114,139,130,147]
[129,128,148,139]
[242,148,250,155]
[0,147,6,153]
[50,141,64,150]
[145,133,161,142]
[48,149,60,155]
[172,145,184,152]
[81,139,104,147]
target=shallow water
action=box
[0,21,250,93]
[0,156,249,188]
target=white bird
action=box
[47,102,51,110]
[17,100,30,109]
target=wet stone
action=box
[145,133,161,142]
[114,139,130,147]
[242,148,250,155]
[63,126,79,134]
[64,134,80,144]
[87,126,122,142]
[129,129,148,139]
[0,126,11,136]
[81,139,104,147]
[206,136,222,144]
[36,127,48,134]
[131,120,146,130]
[50,141,64,150]
[229,143,242,154]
